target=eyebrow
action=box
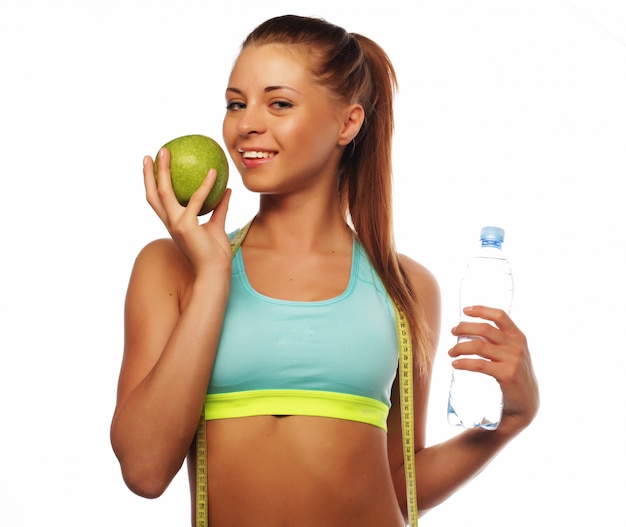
[226,85,302,95]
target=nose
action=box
[236,104,266,136]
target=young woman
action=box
[111,15,539,526]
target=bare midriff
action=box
[187,415,405,527]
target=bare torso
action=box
[188,416,405,527]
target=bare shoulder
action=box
[129,238,194,294]
[133,237,191,273]
[397,253,440,307]
[397,252,441,353]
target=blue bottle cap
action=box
[480,226,505,243]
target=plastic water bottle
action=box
[447,226,514,430]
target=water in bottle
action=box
[447,226,513,430]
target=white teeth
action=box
[241,151,274,159]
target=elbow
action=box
[117,457,173,499]
[110,418,186,499]
[111,439,174,499]
[125,473,170,500]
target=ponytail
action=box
[338,34,433,375]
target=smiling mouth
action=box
[239,150,276,159]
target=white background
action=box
[1,1,624,525]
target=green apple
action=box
[156,134,229,216]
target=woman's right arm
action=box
[110,150,232,498]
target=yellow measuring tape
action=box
[394,304,418,526]
[195,221,418,526]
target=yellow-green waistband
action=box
[204,389,389,431]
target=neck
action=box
[249,194,352,252]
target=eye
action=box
[226,101,246,112]
[270,100,293,110]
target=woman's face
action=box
[222,43,350,197]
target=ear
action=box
[337,104,365,146]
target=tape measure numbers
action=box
[394,304,418,526]
[195,221,418,526]
[195,407,208,527]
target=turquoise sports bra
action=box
[204,231,399,430]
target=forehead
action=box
[227,44,316,91]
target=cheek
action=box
[222,118,239,161]
[281,117,336,155]
[222,117,233,146]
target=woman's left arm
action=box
[388,256,539,516]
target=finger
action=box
[450,354,498,377]
[143,155,167,219]
[463,306,520,333]
[185,168,218,216]
[450,325,529,376]
[155,148,183,211]
[209,188,232,228]
[154,148,172,189]
[143,155,156,195]
[448,335,499,361]
[452,320,505,346]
